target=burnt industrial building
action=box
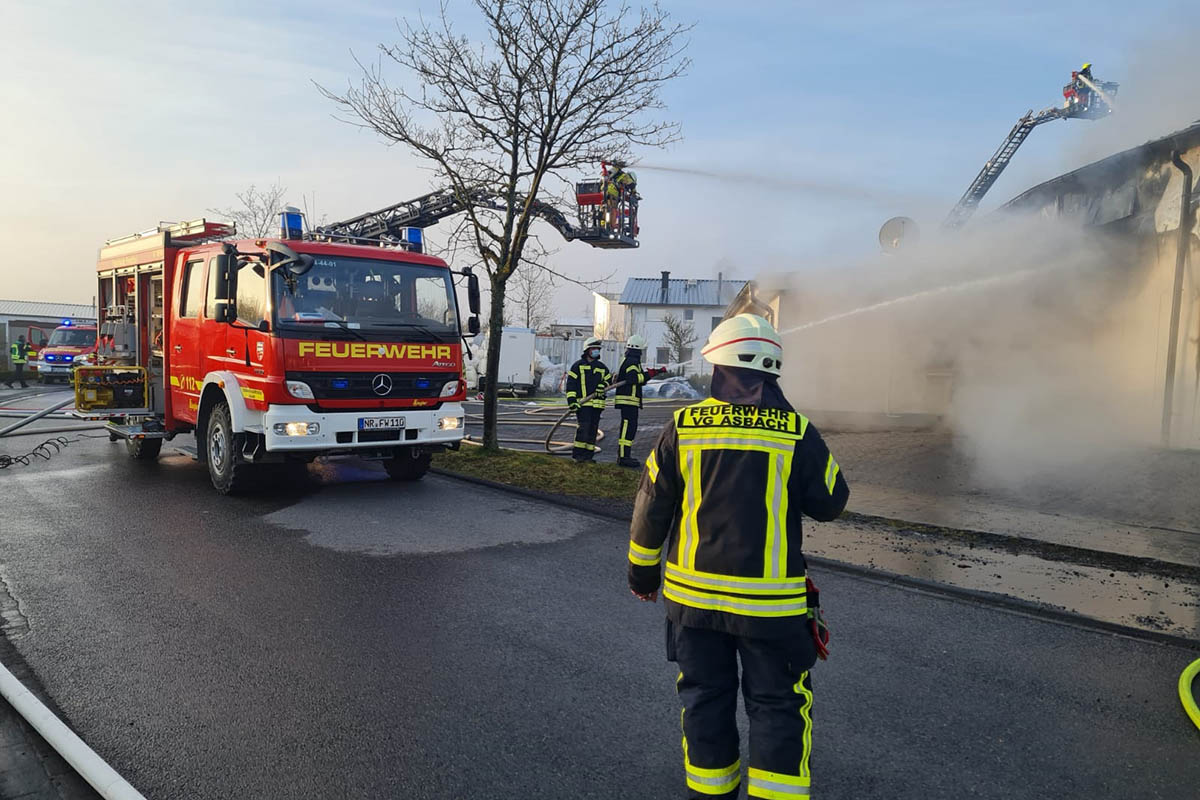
[742,122,1200,450]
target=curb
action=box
[431,467,1200,651]
[840,510,1200,582]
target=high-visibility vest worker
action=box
[627,313,849,800]
[613,334,666,468]
[564,336,611,462]
[6,335,30,389]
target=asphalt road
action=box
[1,430,1198,798]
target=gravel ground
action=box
[825,427,1200,534]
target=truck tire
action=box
[125,437,162,460]
[384,448,431,481]
[205,400,253,495]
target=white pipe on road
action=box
[0,662,147,800]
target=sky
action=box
[2,0,1195,314]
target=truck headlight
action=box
[285,380,314,400]
[440,380,462,398]
[437,416,462,430]
[273,422,320,436]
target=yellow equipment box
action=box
[74,366,151,414]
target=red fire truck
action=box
[78,173,637,494]
[79,218,481,494]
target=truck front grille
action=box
[286,371,457,400]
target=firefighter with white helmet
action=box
[613,333,668,467]
[627,313,849,800]
[564,336,611,461]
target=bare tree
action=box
[662,312,696,372]
[208,181,288,238]
[320,0,689,448]
[510,266,556,330]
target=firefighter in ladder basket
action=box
[627,313,850,799]
[604,163,638,234]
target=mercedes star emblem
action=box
[372,374,393,396]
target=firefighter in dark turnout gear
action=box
[627,314,849,799]
[565,337,611,462]
[613,334,667,467]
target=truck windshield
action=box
[46,328,95,347]
[273,257,458,340]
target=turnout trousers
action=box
[572,407,601,460]
[618,406,639,461]
[668,621,815,800]
[4,363,27,388]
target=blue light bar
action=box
[63,354,74,362]
[399,227,424,254]
[61,319,72,326]
[280,206,305,240]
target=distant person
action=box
[627,313,849,800]
[565,336,610,462]
[1075,62,1094,108]
[612,334,666,468]
[5,335,30,388]
[605,164,637,231]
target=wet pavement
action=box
[0,391,1198,797]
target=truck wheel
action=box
[206,400,252,495]
[125,438,162,460]
[384,448,431,481]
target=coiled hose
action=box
[1181,657,1200,733]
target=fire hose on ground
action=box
[463,379,691,454]
[1181,657,1200,733]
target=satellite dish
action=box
[879,216,919,252]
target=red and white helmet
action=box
[701,313,783,376]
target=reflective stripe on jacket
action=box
[10,344,27,365]
[628,396,849,637]
[613,356,647,408]
[564,358,610,409]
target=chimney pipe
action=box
[717,271,723,304]
[661,270,670,304]
[1162,150,1194,446]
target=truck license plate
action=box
[358,416,406,430]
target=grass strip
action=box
[432,446,640,500]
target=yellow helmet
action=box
[1081,62,1092,70]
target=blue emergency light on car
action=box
[280,206,305,240]
[331,378,349,390]
[44,354,57,362]
[61,319,72,326]
[415,378,431,389]
[63,354,74,362]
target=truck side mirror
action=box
[468,316,481,335]
[467,273,481,315]
[213,253,234,299]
